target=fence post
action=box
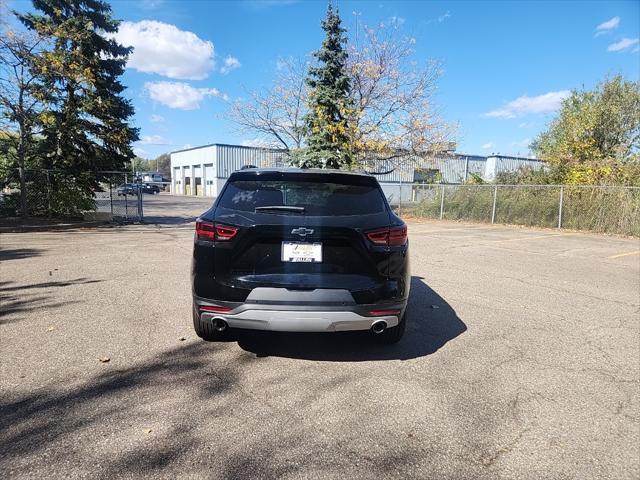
[558,186,564,229]
[464,157,469,183]
[138,188,144,222]
[46,170,51,215]
[439,185,445,220]
[109,177,113,218]
[399,178,403,213]
[18,166,27,216]
[491,185,498,224]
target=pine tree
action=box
[297,3,354,169]
[18,0,138,211]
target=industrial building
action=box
[170,143,544,200]
[170,144,288,197]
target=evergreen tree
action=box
[297,3,354,169]
[18,0,138,210]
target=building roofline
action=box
[170,143,287,155]
[453,153,488,161]
[488,154,542,162]
[169,142,544,163]
[229,167,373,177]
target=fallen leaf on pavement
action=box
[144,428,153,434]
[47,326,55,332]
[98,357,110,363]
[179,336,186,341]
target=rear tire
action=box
[376,311,406,344]
[193,303,227,341]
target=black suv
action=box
[191,168,410,344]
[141,183,160,194]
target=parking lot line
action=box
[608,250,640,259]
[488,233,568,243]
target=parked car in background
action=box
[116,183,160,195]
[141,184,160,194]
[116,183,139,196]
[191,168,410,344]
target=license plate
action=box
[281,242,322,263]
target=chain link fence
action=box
[0,169,143,222]
[394,184,640,236]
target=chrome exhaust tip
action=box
[212,317,228,332]
[371,320,387,334]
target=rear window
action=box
[218,177,386,216]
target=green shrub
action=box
[0,171,95,218]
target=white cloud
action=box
[518,122,534,128]
[595,16,620,36]
[134,147,149,158]
[141,0,164,8]
[481,143,494,150]
[389,16,405,27]
[426,10,451,24]
[149,114,165,123]
[607,37,639,52]
[484,90,570,118]
[145,81,221,110]
[111,21,214,80]
[220,56,241,75]
[138,134,165,145]
[511,138,532,148]
[438,11,451,23]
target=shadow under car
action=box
[234,276,467,362]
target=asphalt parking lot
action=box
[1,194,639,479]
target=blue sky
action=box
[10,0,640,159]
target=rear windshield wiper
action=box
[255,205,305,214]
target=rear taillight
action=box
[366,228,389,245]
[388,225,407,246]
[366,225,407,246]
[368,309,401,316]
[215,224,238,241]
[199,305,233,313]
[196,219,215,241]
[195,219,238,242]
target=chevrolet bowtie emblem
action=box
[291,227,314,237]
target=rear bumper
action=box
[200,308,400,332]
[194,287,407,333]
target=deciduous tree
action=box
[347,24,454,163]
[0,27,45,214]
[533,76,639,166]
[531,76,639,185]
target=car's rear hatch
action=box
[211,171,394,294]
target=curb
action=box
[0,221,111,233]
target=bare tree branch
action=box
[227,23,457,167]
[229,58,308,150]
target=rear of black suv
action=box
[191,168,410,343]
